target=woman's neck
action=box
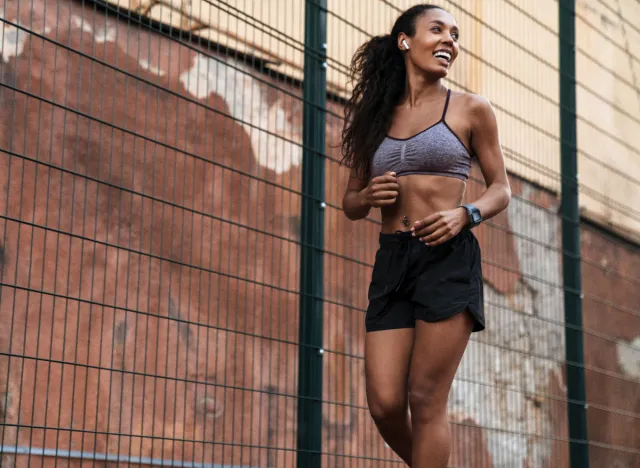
[402,71,445,108]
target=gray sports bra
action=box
[370,89,473,181]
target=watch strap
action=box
[460,204,482,228]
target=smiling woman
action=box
[340,4,511,468]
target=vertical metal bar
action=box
[559,1,589,466]
[297,1,327,467]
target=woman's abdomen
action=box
[379,174,467,233]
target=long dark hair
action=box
[340,4,445,179]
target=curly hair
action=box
[340,4,445,179]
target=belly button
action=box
[402,216,409,227]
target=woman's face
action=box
[399,9,460,78]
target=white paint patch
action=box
[71,15,94,34]
[0,10,29,64]
[617,336,640,379]
[94,27,116,44]
[179,54,302,174]
[139,58,166,77]
[71,15,115,44]
[450,185,564,467]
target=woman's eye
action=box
[431,27,441,33]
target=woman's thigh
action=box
[408,310,474,415]
[365,317,415,413]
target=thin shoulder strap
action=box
[441,89,451,121]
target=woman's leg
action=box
[408,310,475,468]
[365,325,415,465]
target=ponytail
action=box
[340,34,406,179]
[340,4,444,180]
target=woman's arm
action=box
[342,168,372,220]
[465,94,511,221]
[410,94,511,246]
[342,168,400,220]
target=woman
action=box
[340,4,511,468]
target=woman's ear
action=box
[397,33,409,51]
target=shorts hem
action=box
[415,302,485,333]
[365,322,415,333]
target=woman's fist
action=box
[362,172,399,207]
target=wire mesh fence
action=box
[0,0,637,467]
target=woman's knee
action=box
[368,391,408,424]
[408,379,446,422]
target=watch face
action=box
[472,212,481,223]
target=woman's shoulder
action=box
[450,90,496,124]
[450,90,493,112]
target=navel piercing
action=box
[402,216,410,227]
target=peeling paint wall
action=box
[0,1,638,467]
[0,8,30,64]
[617,337,640,379]
[450,183,565,467]
[581,225,640,467]
[101,0,640,250]
[178,54,302,174]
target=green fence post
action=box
[559,0,589,466]
[297,1,327,467]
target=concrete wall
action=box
[0,0,638,467]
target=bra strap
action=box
[441,89,451,121]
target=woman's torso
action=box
[370,89,475,233]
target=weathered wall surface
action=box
[574,0,640,242]
[0,1,638,467]
[105,0,640,245]
[581,225,640,467]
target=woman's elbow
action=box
[502,181,512,209]
[342,205,366,221]
[342,191,369,220]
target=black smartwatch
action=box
[460,204,482,228]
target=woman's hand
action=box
[411,207,468,246]
[361,171,399,208]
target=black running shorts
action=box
[365,228,485,333]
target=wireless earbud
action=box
[402,39,409,50]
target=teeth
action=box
[434,51,451,61]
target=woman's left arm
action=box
[411,95,511,246]
[464,94,511,221]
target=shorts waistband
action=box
[378,228,469,247]
[378,230,414,242]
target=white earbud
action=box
[402,39,409,50]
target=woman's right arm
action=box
[342,168,399,220]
